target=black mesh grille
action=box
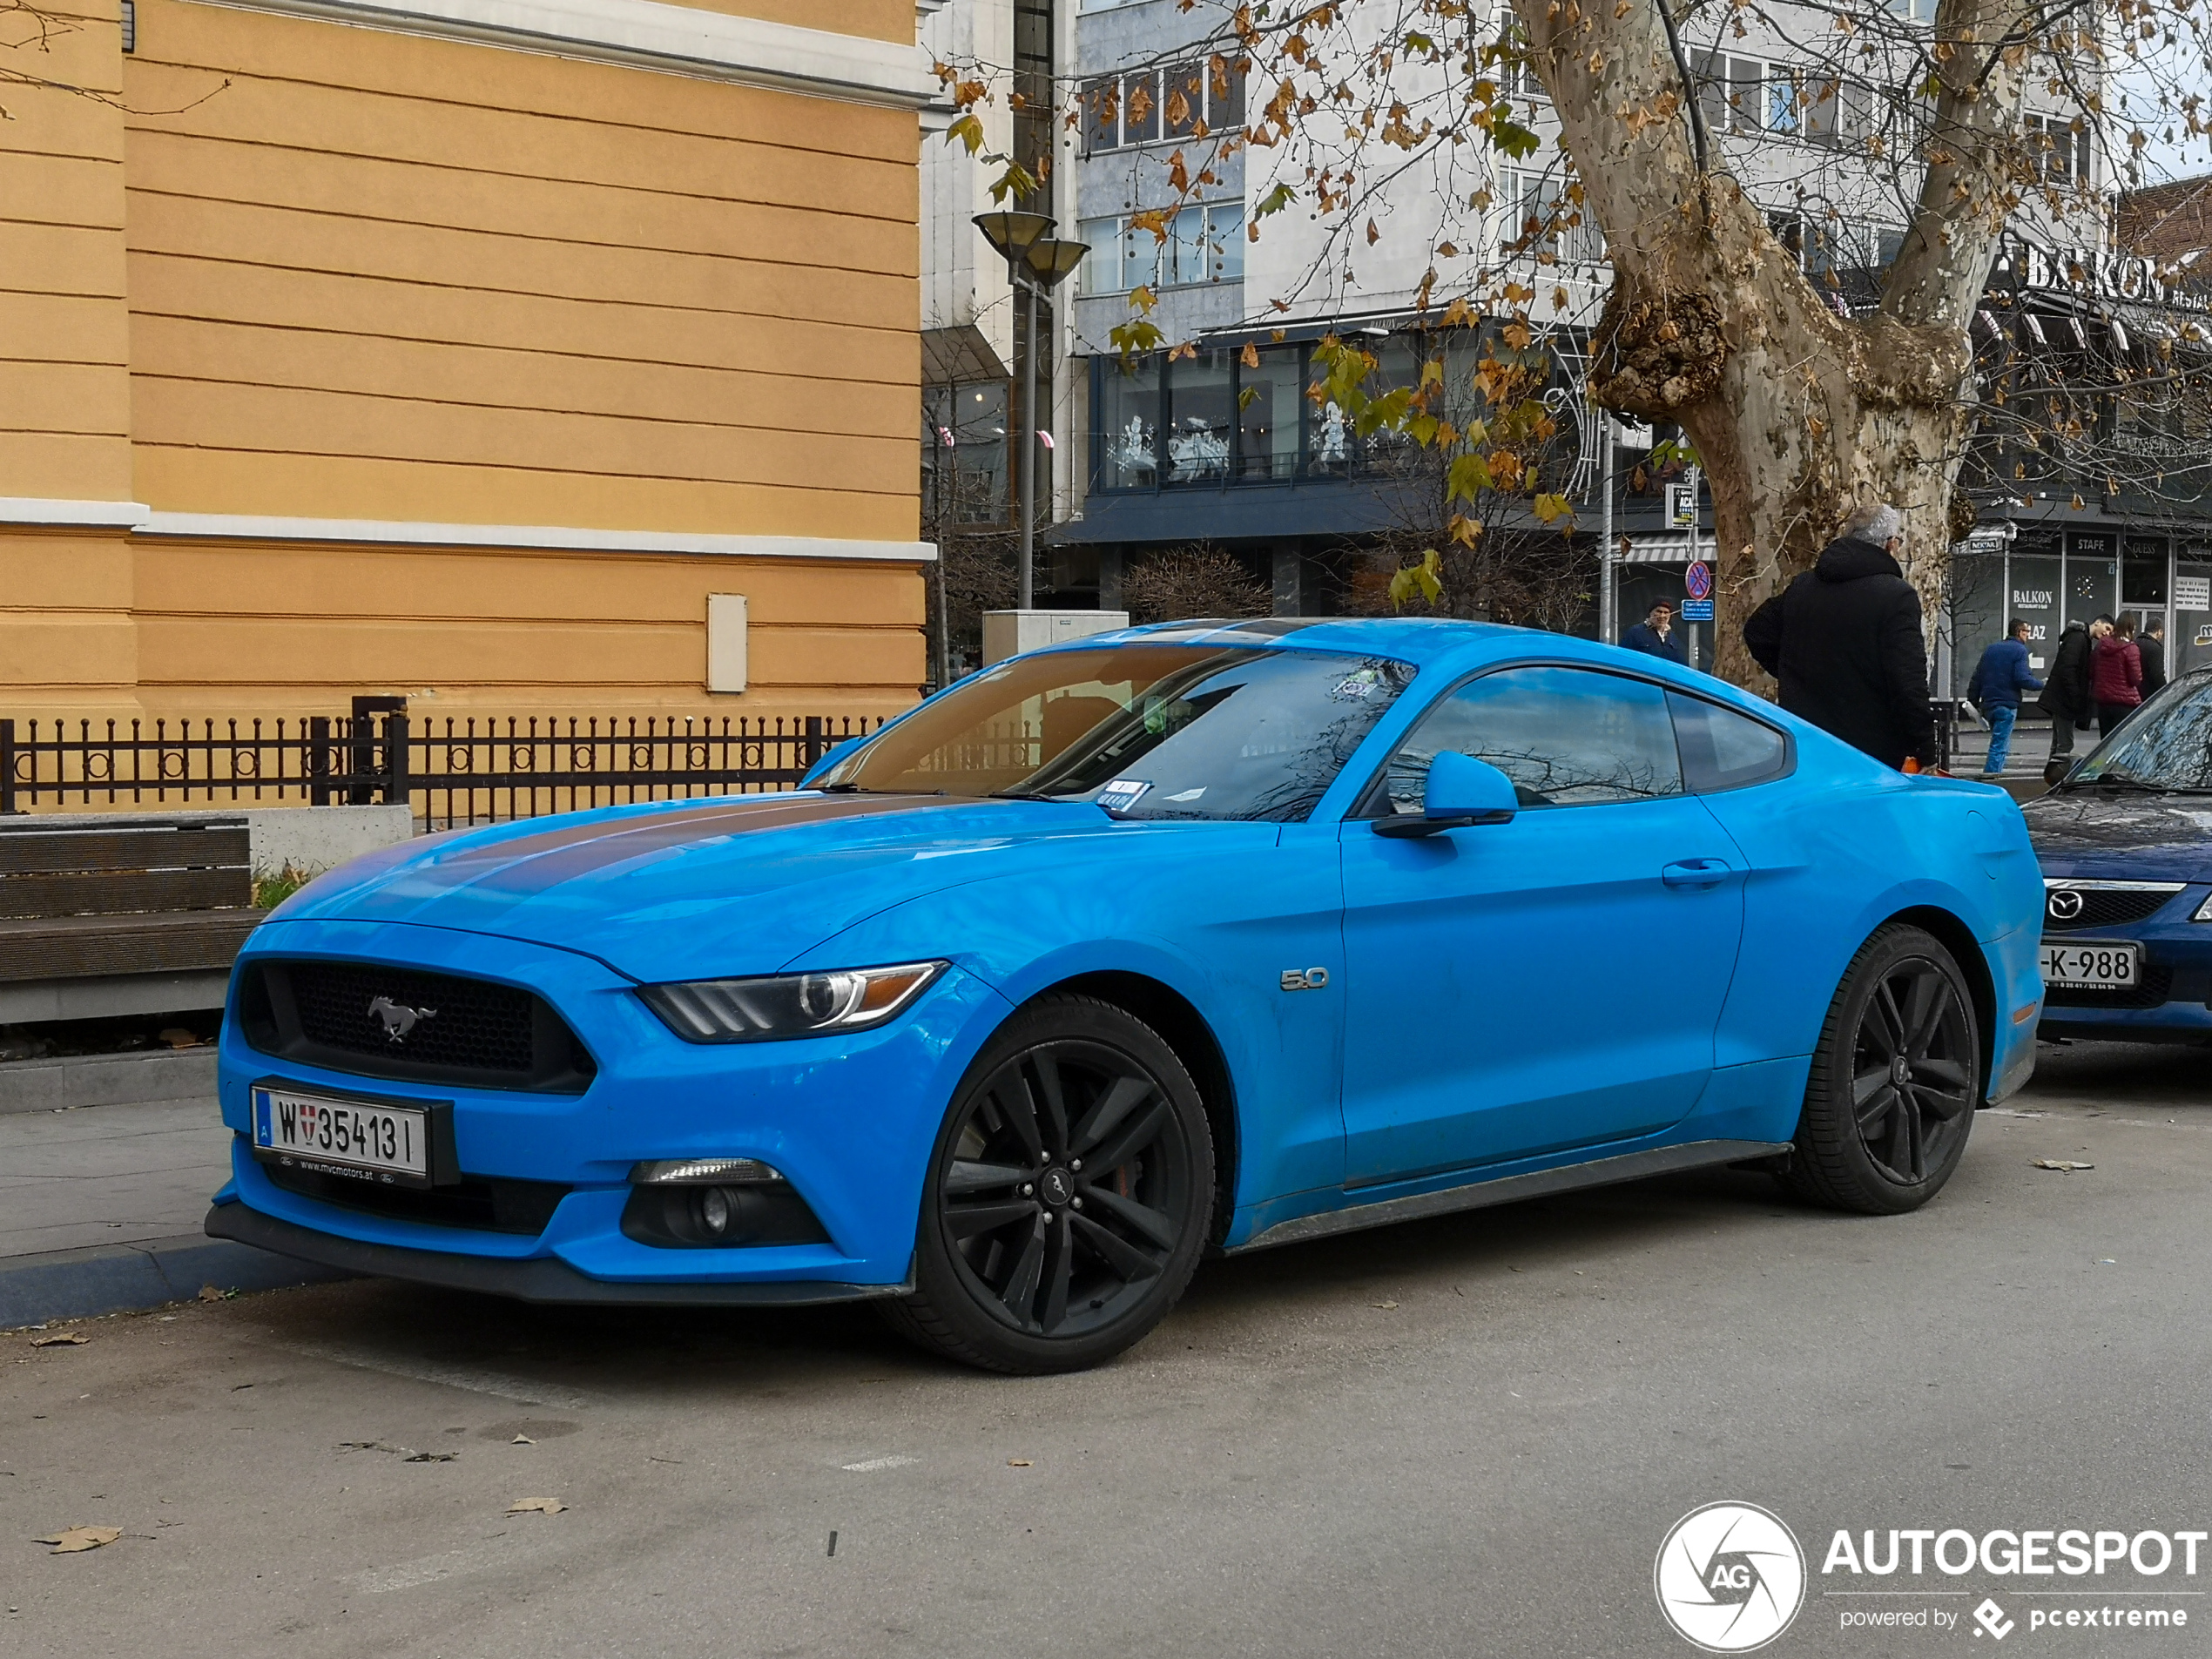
[2044,887,2182,931]
[288,961,536,1073]
[239,959,595,1093]
[262,1160,570,1235]
[2045,965,2175,1009]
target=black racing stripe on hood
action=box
[416,794,988,894]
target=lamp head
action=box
[1024,237,1090,287]
[974,211,1054,260]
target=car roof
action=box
[1065,616,1535,667]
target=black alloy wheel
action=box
[1781,924,1981,1215]
[882,995,1213,1373]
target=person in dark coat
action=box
[2093,615,2144,733]
[2140,620,2168,698]
[1743,502,1937,771]
[1619,600,1688,664]
[2037,615,2104,767]
[1966,618,2045,779]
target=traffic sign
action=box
[1680,599,1714,622]
[1683,561,1713,601]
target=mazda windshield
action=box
[813,645,1415,822]
[2067,672,2212,793]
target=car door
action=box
[1338,664,1747,1185]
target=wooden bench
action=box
[0,816,266,1023]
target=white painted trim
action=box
[138,510,938,562]
[185,0,939,109]
[0,498,152,529]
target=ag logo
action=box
[1654,1501,1806,1653]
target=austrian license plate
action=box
[2039,941,2141,989]
[253,1085,430,1186]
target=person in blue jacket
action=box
[1620,600,1688,664]
[1966,618,2046,779]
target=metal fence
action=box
[0,699,887,828]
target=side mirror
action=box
[1371,752,1520,839]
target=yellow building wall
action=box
[1,0,929,731]
[0,0,132,503]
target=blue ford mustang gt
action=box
[207,618,2043,1372]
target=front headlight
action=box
[637,961,946,1043]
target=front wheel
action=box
[880,995,1215,1373]
[1779,925,1981,1215]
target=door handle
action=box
[1662,858,1735,889]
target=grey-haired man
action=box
[1743,502,1939,771]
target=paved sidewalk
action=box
[0,1094,346,1328]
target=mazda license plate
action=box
[253,1085,430,1186]
[2039,941,2141,990]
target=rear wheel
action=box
[1779,925,1980,1215]
[880,995,1214,1373]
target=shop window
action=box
[1164,349,1235,485]
[1096,357,1162,490]
[1238,345,1304,482]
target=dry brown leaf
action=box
[2031,1158,2094,1171]
[198,1285,224,1303]
[1007,1459,1033,1467]
[158,1028,200,1049]
[30,1332,88,1347]
[37,1526,120,1554]
[1372,1300,1400,1310]
[512,1434,536,1445]
[508,1497,565,1515]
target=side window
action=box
[1372,665,1686,813]
[1667,691,1791,792]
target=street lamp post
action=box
[974,212,1088,610]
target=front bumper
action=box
[204,1200,909,1305]
[2034,886,2212,1042]
[214,919,1011,1294]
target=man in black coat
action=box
[1742,503,1937,771]
[2037,615,2104,765]
[2141,620,2168,698]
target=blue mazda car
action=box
[2025,665,2212,1043]
[207,618,2043,1372]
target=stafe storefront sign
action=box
[1990,242,2212,313]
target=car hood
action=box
[273,792,1140,981]
[2021,789,2212,881]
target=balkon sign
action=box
[1989,242,2212,313]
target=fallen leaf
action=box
[508,1497,565,1515]
[37,1526,119,1554]
[2031,1158,2094,1171]
[511,1434,535,1445]
[158,1028,200,1049]
[29,1332,88,1348]
[1372,1300,1399,1310]
[1007,1459,1033,1467]
[198,1285,223,1303]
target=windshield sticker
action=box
[1096,779,1152,814]
[1163,787,1206,802]
[1332,667,1386,700]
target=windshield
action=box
[815,645,1414,822]
[2069,673,2212,792]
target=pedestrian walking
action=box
[1743,502,1939,772]
[2093,615,2145,734]
[2037,615,2105,776]
[2140,619,2168,698]
[1966,618,2045,779]
[1619,599,1688,664]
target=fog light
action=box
[696,1186,732,1238]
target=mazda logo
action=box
[2047,888,2086,921]
[367,995,438,1043]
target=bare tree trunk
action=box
[1511,0,2030,688]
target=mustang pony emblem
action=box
[367,995,438,1043]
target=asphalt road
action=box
[3,1041,2207,1658]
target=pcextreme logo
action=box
[1655,1502,1809,1653]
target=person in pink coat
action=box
[2091,616,2144,735]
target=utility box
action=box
[982,609,1130,665]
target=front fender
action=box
[792,824,1348,1213]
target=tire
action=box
[1778,924,1981,1215]
[880,994,1215,1374]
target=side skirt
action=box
[1228,1138,1793,1255]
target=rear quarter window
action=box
[1668,691,1792,793]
